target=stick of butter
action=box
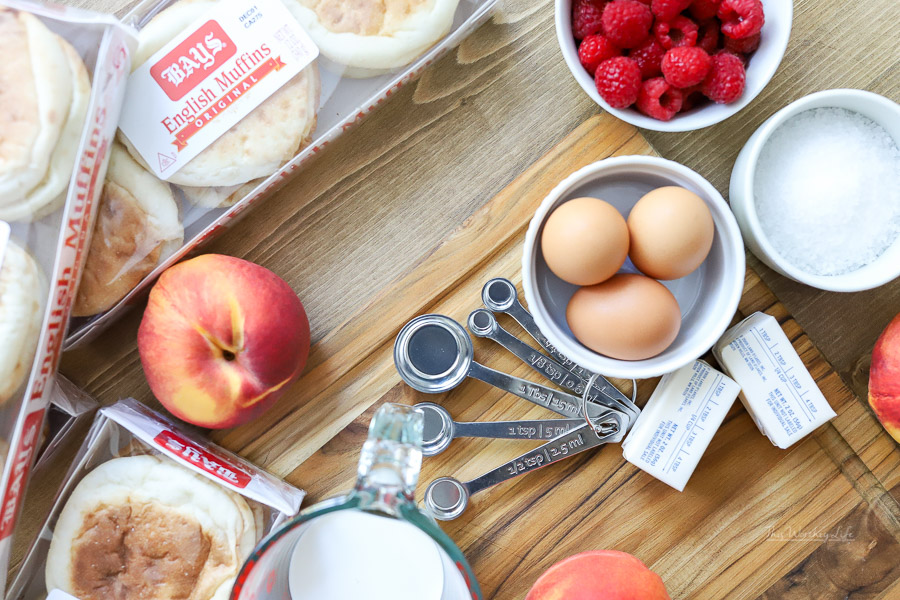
[622,360,739,492]
[713,312,836,449]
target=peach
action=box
[869,312,900,443]
[138,254,310,429]
[526,550,670,600]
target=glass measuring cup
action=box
[230,403,481,600]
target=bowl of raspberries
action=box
[556,0,792,131]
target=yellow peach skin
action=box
[525,550,670,600]
[869,312,900,443]
[138,254,310,429]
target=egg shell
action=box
[628,186,715,280]
[541,197,630,286]
[566,273,681,361]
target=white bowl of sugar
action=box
[730,89,900,292]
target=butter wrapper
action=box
[713,312,836,449]
[622,360,739,492]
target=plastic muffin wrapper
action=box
[7,398,305,599]
[0,1,137,592]
[5,376,98,582]
[64,0,498,348]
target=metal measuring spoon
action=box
[416,402,587,456]
[424,409,627,520]
[482,277,639,416]
[395,315,608,420]
[467,310,640,424]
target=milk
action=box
[288,510,469,600]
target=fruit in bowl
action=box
[138,254,310,429]
[572,0,765,121]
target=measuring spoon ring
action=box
[424,409,627,520]
[416,402,587,456]
[395,314,607,420]
[482,278,639,414]
[468,310,639,424]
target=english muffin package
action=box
[0,2,136,593]
[34,376,99,472]
[64,0,499,348]
[8,398,305,600]
[5,376,97,582]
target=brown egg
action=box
[627,186,714,280]
[566,273,681,360]
[541,197,629,286]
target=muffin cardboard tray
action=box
[64,0,499,348]
[0,2,135,592]
[7,398,305,599]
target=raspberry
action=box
[602,0,653,48]
[636,77,684,120]
[629,37,666,78]
[654,15,699,49]
[701,51,745,103]
[680,88,706,112]
[696,19,720,54]
[724,32,760,54]
[594,56,642,108]
[651,0,692,22]
[634,0,651,4]
[717,0,764,39]
[689,0,721,21]
[661,46,712,88]
[572,0,605,40]
[579,35,621,75]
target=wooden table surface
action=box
[34,0,900,596]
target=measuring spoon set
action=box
[393,278,640,520]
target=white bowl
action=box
[522,156,745,380]
[730,89,900,292]
[555,0,792,132]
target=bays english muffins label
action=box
[118,0,318,179]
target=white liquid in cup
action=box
[288,510,470,600]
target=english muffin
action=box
[0,239,45,405]
[0,9,75,219]
[73,143,183,317]
[122,0,320,188]
[178,178,263,208]
[290,0,460,77]
[46,455,260,600]
[1,36,92,222]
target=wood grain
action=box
[245,114,900,599]
[24,0,900,595]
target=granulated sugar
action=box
[753,107,900,276]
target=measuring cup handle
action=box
[353,404,425,509]
[510,301,596,377]
[454,418,585,440]
[468,362,586,419]
[491,326,587,391]
[464,424,614,496]
[507,301,540,338]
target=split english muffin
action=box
[73,143,184,317]
[0,9,91,222]
[290,0,460,77]
[46,455,261,600]
[0,239,45,405]
[121,0,321,189]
